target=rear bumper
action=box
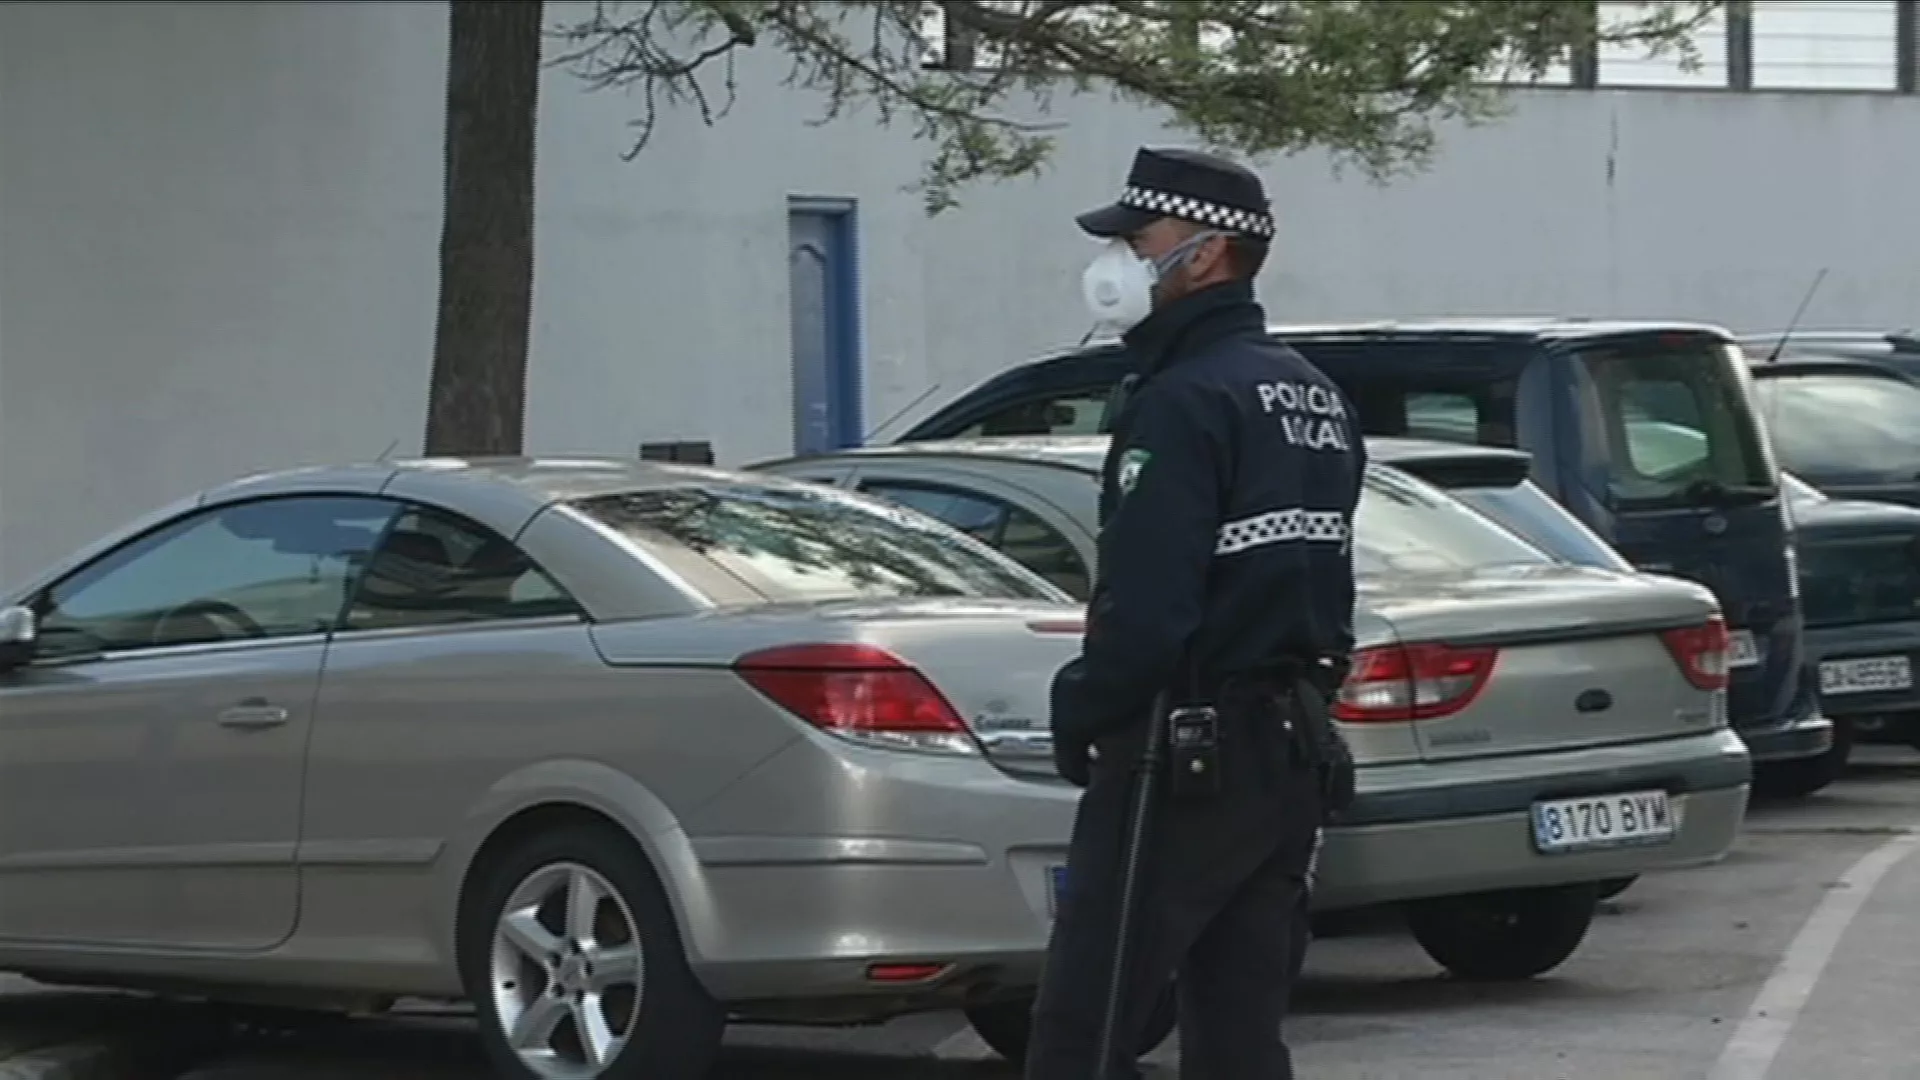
[1314,729,1751,910]
[676,737,1076,1009]
[1737,704,1835,763]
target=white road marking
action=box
[1705,828,1920,1080]
[932,1026,994,1059]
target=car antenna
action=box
[376,438,400,461]
[1759,269,1827,518]
[861,383,944,445]
[1763,267,1828,364]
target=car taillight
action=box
[1331,643,1499,722]
[733,643,980,756]
[1660,615,1730,691]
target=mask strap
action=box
[1153,228,1230,277]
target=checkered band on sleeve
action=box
[1214,508,1349,556]
[1119,185,1276,238]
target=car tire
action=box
[459,823,724,1080]
[1755,717,1853,800]
[1595,876,1639,901]
[963,982,1177,1063]
[1405,883,1599,982]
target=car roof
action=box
[1744,354,1920,381]
[202,455,771,506]
[7,456,813,613]
[754,434,1526,477]
[1737,329,1920,354]
[1051,318,1734,356]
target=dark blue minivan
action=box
[901,319,1835,795]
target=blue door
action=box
[787,200,863,455]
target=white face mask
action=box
[1079,230,1226,332]
[1080,239,1157,332]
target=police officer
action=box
[1026,147,1365,1080]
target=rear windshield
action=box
[1574,337,1774,509]
[568,483,1065,605]
[1452,481,1635,572]
[1750,372,1920,485]
[1355,466,1551,576]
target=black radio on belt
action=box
[1166,704,1223,800]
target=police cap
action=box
[1076,146,1276,241]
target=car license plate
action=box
[1531,790,1676,855]
[1728,630,1761,669]
[1047,865,1067,916]
[1820,655,1914,696]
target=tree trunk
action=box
[425,0,543,457]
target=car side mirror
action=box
[0,605,37,672]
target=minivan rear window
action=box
[1574,337,1773,509]
[569,483,1065,605]
[1750,371,1920,486]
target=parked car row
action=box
[0,440,1752,1078]
[0,319,1905,1080]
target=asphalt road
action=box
[8,749,1920,1080]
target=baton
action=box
[1092,689,1171,1078]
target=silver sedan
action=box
[0,458,1121,1080]
[753,436,1752,980]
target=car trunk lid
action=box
[1351,565,1726,761]
[593,597,1086,778]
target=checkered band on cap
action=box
[1119,185,1275,239]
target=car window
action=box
[1750,372,1920,485]
[1574,339,1772,507]
[1404,392,1480,443]
[1328,374,1521,449]
[568,482,1067,605]
[1452,481,1635,571]
[866,483,1006,544]
[862,480,1094,600]
[1354,466,1551,576]
[957,393,1108,438]
[342,505,582,631]
[35,496,397,655]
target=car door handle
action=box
[217,704,289,730]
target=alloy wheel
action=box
[489,861,646,1079]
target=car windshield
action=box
[1451,480,1635,572]
[1354,465,1552,576]
[1575,337,1774,509]
[568,482,1066,605]
[1750,372,1920,485]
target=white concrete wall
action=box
[3,0,1919,584]
[0,1,447,582]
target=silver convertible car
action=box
[753,437,1752,971]
[0,458,1141,1080]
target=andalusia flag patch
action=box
[1118,448,1151,494]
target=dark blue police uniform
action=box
[1027,149,1365,1080]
